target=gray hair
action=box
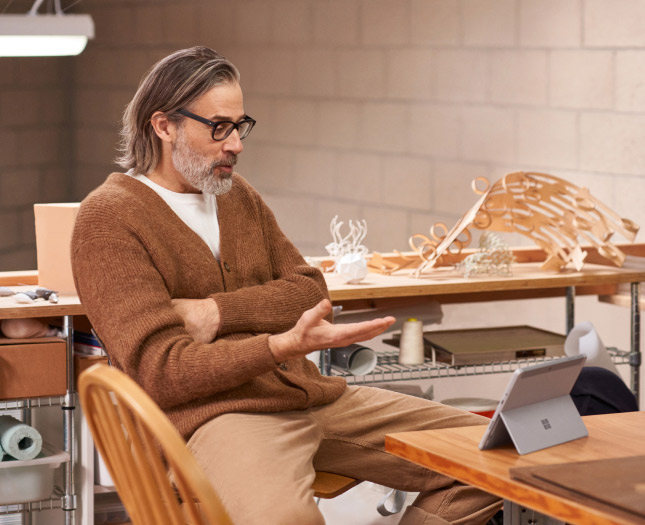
[116,47,240,174]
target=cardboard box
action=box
[74,353,109,383]
[0,337,67,399]
[34,203,80,295]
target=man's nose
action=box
[223,129,243,154]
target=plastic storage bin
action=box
[0,444,69,505]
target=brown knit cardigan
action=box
[71,173,346,439]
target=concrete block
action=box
[585,0,645,47]
[39,168,72,203]
[0,90,43,127]
[18,130,64,166]
[361,0,409,46]
[614,175,645,234]
[382,157,432,210]
[313,0,360,46]
[433,161,490,215]
[234,0,272,45]
[93,5,136,45]
[0,249,36,273]
[241,143,295,192]
[0,60,14,86]
[262,193,318,247]
[271,100,318,146]
[411,0,460,46]
[72,168,109,201]
[386,49,434,100]
[550,51,613,110]
[135,5,168,46]
[461,107,516,163]
[271,0,312,45]
[252,49,296,96]
[519,0,581,47]
[517,109,577,169]
[339,50,386,99]
[317,101,360,150]
[15,58,66,86]
[361,206,409,253]
[0,170,40,207]
[0,211,19,248]
[239,94,275,143]
[20,207,36,246]
[408,104,460,158]
[74,128,117,167]
[463,0,516,47]
[357,102,408,153]
[0,130,18,167]
[295,50,337,97]
[163,4,199,45]
[580,113,645,176]
[434,50,487,102]
[616,51,645,112]
[335,153,382,203]
[489,51,547,106]
[40,89,67,125]
[291,149,336,197]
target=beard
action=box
[171,129,236,195]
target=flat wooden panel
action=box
[0,271,38,286]
[326,263,645,303]
[385,412,645,525]
[0,286,83,319]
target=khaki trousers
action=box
[187,385,501,525]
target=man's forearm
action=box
[171,297,221,343]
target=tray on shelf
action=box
[384,325,566,366]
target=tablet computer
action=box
[479,354,588,455]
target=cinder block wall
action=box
[2,0,645,264]
[0,54,72,270]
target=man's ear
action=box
[150,111,176,143]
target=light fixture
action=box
[0,0,94,57]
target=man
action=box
[72,47,500,524]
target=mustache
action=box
[212,154,237,168]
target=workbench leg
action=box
[62,315,76,525]
[630,282,641,405]
[565,286,575,334]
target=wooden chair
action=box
[78,364,358,524]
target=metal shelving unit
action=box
[0,314,76,525]
[325,347,633,385]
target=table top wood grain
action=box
[385,411,645,525]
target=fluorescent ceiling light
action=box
[0,13,94,57]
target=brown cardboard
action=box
[34,203,80,295]
[74,354,108,383]
[0,337,67,399]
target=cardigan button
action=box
[223,262,231,272]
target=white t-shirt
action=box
[130,173,220,259]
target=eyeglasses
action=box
[177,108,256,141]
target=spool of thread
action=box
[398,318,425,366]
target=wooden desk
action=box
[325,262,645,308]
[324,262,645,396]
[385,411,645,525]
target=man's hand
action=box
[268,299,395,363]
[171,298,221,344]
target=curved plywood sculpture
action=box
[408,172,639,276]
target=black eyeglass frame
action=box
[176,108,256,141]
